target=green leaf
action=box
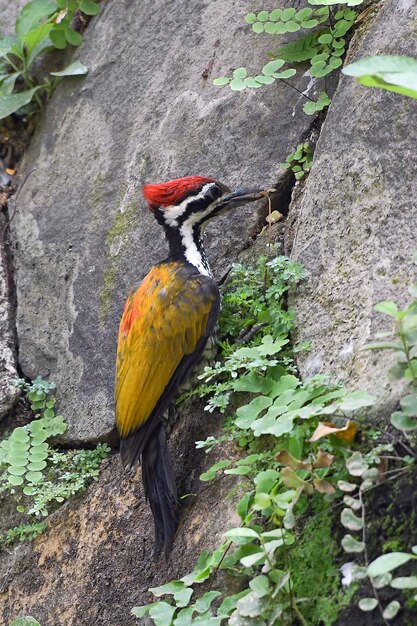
[252,23,264,34]
[0,87,41,120]
[173,607,193,626]
[22,21,53,61]
[244,13,257,24]
[341,508,363,531]
[391,411,417,431]
[233,372,273,394]
[199,459,231,481]
[0,36,17,58]
[254,469,279,493]
[27,461,47,471]
[80,0,101,15]
[249,575,270,598]
[193,591,221,613]
[49,27,67,49]
[8,465,26,476]
[269,375,299,398]
[296,8,313,21]
[286,21,300,32]
[26,471,43,483]
[132,604,154,618]
[400,394,417,417]
[8,475,24,486]
[174,587,193,608]
[224,527,260,541]
[273,69,297,79]
[368,552,415,578]
[256,11,269,22]
[273,32,320,62]
[391,576,417,589]
[342,534,365,553]
[339,391,375,411]
[51,60,88,76]
[64,27,83,46]
[148,602,176,626]
[269,9,283,21]
[224,466,251,475]
[318,33,332,44]
[233,67,247,80]
[13,428,30,443]
[264,23,277,35]
[9,618,42,626]
[15,0,57,37]
[301,19,319,28]
[303,91,331,114]
[254,75,275,85]
[213,77,230,86]
[358,598,378,612]
[229,78,246,91]
[240,551,265,568]
[235,396,272,428]
[382,600,401,620]
[0,72,20,96]
[343,55,417,99]
[150,581,186,597]
[262,59,285,76]
[281,8,296,21]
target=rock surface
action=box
[0,0,26,36]
[288,0,417,415]
[12,0,314,443]
[0,215,19,418]
[0,406,242,626]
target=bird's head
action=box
[143,176,264,229]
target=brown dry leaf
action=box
[313,479,336,495]
[5,168,15,175]
[309,420,357,443]
[281,467,313,495]
[276,450,311,471]
[313,449,335,468]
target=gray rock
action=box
[0,0,26,36]
[13,0,315,442]
[0,215,19,418]
[288,0,417,416]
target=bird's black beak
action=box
[214,187,269,211]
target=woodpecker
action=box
[115,176,264,556]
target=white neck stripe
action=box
[162,183,217,227]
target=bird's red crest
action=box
[143,176,216,211]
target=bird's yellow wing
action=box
[115,262,219,440]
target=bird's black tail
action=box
[142,423,179,558]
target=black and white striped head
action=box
[143,176,263,230]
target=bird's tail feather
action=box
[142,423,179,558]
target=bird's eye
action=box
[205,183,222,203]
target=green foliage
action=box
[135,252,417,626]
[0,0,99,119]
[339,442,416,621]
[303,90,331,115]
[8,618,42,626]
[282,141,313,180]
[0,521,47,548]
[0,377,109,540]
[343,54,417,99]
[214,1,363,114]
[291,502,358,625]
[219,254,305,343]
[135,254,377,626]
